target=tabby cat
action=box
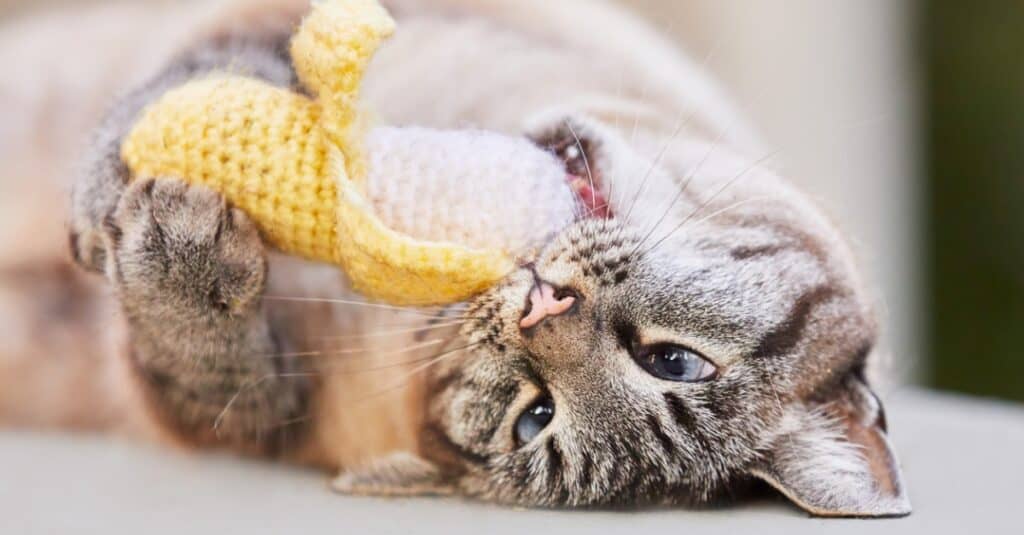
[5,0,910,517]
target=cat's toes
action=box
[106,178,266,316]
[69,226,108,274]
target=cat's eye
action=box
[636,344,717,382]
[514,397,554,445]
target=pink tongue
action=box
[567,174,612,219]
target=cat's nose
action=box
[519,281,577,330]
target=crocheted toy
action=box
[120,0,578,305]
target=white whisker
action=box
[258,337,446,361]
[619,21,736,227]
[339,341,481,407]
[317,320,466,340]
[214,374,271,433]
[630,120,740,255]
[565,120,599,219]
[262,295,462,319]
[639,151,781,257]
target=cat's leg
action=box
[64,28,305,453]
[104,177,310,453]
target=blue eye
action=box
[514,397,554,445]
[637,345,717,382]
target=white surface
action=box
[2,389,1021,534]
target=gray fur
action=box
[104,178,308,451]
[69,23,908,516]
[69,34,308,452]
[416,120,909,516]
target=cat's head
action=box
[334,117,910,517]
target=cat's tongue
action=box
[363,127,587,254]
[567,175,611,219]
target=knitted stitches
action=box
[119,0,573,305]
[363,127,576,253]
[122,76,340,262]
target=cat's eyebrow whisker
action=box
[622,109,695,227]
[620,17,734,227]
[629,120,741,255]
[640,194,782,257]
[638,151,781,257]
[317,320,467,340]
[632,106,894,259]
[635,195,776,260]
[631,72,786,253]
[685,194,782,229]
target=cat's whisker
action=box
[256,337,446,361]
[214,340,476,432]
[261,295,463,319]
[262,413,314,434]
[685,195,782,229]
[314,315,469,330]
[214,374,271,433]
[275,357,430,377]
[629,120,740,255]
[565,120,600,219]
[631,106,894,259]
[760,364,790,433]
[635,195,779,260]
[339,341,481,407]
[184,339,457,401]
[278,341,470,376]
[638,151,781,257]
[317,320,466,340]
[638,194,782,258]
[619,21,735,228]
[631,72,785,255]
[622,110,694,226]
[247,341,480,433]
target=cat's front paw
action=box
[105,178,267,318]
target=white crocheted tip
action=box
[363,127,577,254]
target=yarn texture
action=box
[119,0,573,305]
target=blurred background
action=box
[0,0,1019,403]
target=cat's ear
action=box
[751,374,911,518]
[332,452,455,497]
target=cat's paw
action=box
[105,178,267,317]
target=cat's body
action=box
[0,0,909,517]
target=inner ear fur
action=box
[751,373,911,518]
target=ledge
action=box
[2,388,1020,534]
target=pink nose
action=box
[519,282,576,329]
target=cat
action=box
[3,0,909,517]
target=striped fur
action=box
[3,0,908,517]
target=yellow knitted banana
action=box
[120,0,520,305]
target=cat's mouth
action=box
[566,174,610,219]
[538,132,612,219]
